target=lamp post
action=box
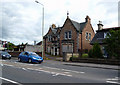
[35,0,44,59]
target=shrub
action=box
[92,43,103,58]
[69,57,73,61]
[89,43,103,58]
[88,49,93,58]
[82,54,88,58]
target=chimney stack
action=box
[51,24,56,28]
[98,21,103,30]
[34,41,36,45]
[85,15,91,23]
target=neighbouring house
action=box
[90,21,120,57]
[14,43,26,52]
[14,42,42,52]
[44,15,95,56]
[44,24,62,56]
[0,40,7,51]
[0,40,4,51]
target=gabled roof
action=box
[90,31,104,45]
[37,41,42,45]
[51,28,57,34]
[71,19,87,33]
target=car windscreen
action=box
[30,53,39,56]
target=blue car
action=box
[18,51,43,63]
[0,51,11,59]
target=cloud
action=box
[1,1,42,44]
[0,0,119,45]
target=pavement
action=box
[45,54,119,70]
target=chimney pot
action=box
[98,21,103,30]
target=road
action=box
[0,57,119,85]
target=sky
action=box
[0,0,119,45]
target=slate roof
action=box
[37,41,42,45]
[90,31,105,45]
[90,27,120,45]
[51,27,62,35]
[71,20,87,33]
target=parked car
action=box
[18,51,43,63]
[0,51,11,59]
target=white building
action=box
[24,45,42,52]
[0,40,4,51]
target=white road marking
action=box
[0,77,22,85]
[43,66,85,74]
[4,64,13,67]
[27,67,72,77]
[106,81,120,84]
[0,64,3,66]
[106,77,120,84]
[22,68,27,71]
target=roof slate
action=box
[91,27,120,45]
[71,20,87,33]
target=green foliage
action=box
[81,54,88,58]
[88,43,103,58]
[69,57,73,61]
[92,43,103,58]
[104,29,120,59]
[88,49,93,58]
[7,42,15,51]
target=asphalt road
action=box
[0,57,119,85]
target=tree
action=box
[104,29,120,59]
[88,43,103,58]
[92,43,103,58]
[88,49,93,58]
[6,42,15,51]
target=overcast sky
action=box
[0,0,119,45]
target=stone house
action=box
[44,15,95,56]
[90,21,120,57]
[44,24,62,56]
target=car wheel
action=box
[28,59,32,63]
[18,58,21,62]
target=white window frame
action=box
[65,32,68,39]
[89,33,91,41]
[86,32,88,40]
[68,31,72,39]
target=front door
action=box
[55,48,57,56]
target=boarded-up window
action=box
[62,44,73,53]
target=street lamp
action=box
[35,0,44,59]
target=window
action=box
[86,32,88,40]
[104,32,107,38]
[65,31,72,39]
[48,35,52,41]
[89,33,91,41]
[65,32,68,39]
[68,31,72,39]
[58,35,60,39]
